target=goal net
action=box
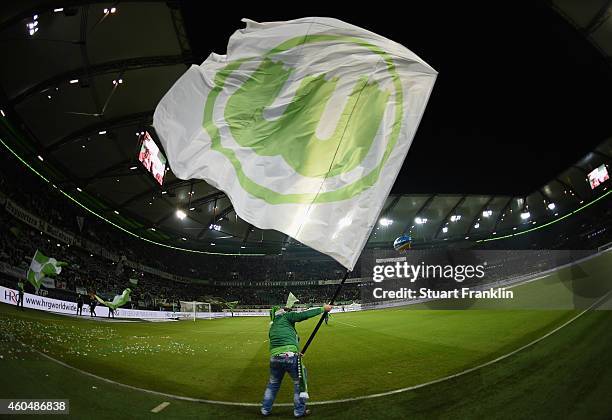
[179,301,212,321]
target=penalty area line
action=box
[15,289,612,408]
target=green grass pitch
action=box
[0,252,610,419]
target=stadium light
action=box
[176,209,187,220]
[442,227,448,233]
[98,130,107,135]
[53,8,64,12]
[379,217,393,227]
[210,242,216,246]
[547,203,556,210]
[129,166,137,170]
[450,215,461,222]
[482,210,493,218]
[241,245,246,249]
[520,211,530,220]
[76,187,82,192]
[209,224,221,231]
[27,15,39,36]
[474,223,480,229]
[0,109,5,117]
[69,79,79,84]
[113,210,119,215]
[181,237,187,241]
[415,217,428,224]
[189,207,196,211]
[37,155,43,161]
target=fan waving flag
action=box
[27,250,67,291]
[95,288,132,310]
[154,17,437,269]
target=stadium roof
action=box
[0,1,610,255]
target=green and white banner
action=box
[154,17,436,269]
[27,250,67,290]
[95,288,132,310]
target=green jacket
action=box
[269,307,323,356]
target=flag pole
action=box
[301,268,350,355]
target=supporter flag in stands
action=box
[154,17,436,269]
[26,250,67,291]
[76,216,85,232]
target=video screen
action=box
[138,131,167,185]
[587,164,609,190]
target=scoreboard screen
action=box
[138,131,167,185]
[587,164,609,190]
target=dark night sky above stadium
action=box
[180,1,612,196]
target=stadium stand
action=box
[0,159,610,311]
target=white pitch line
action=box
[333,320,358,328]
[150,402,170,413]
[16,289,611,408]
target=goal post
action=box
[179,301,212,321]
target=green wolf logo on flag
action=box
[154,17,436,269]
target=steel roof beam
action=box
[403,194,436,234]
[466,195,496,236]
[10,55,194,106]
[45,111,153,152]
[117,178,193,208]
[435,196,465,239]
[197,204,234,239]
[0,0,175,33]
[493,197,514,233]
[582,0,612,34]
[591,150,612,161]
[554,178,584,201]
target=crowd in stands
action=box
[0,153,610,311]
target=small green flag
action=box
[286,292,299,309]
[226,301,239,310]
[95,288,132,310]
[27,250,67,291]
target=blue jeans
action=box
[261,354,306,417]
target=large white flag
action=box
[154,17,437,269]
